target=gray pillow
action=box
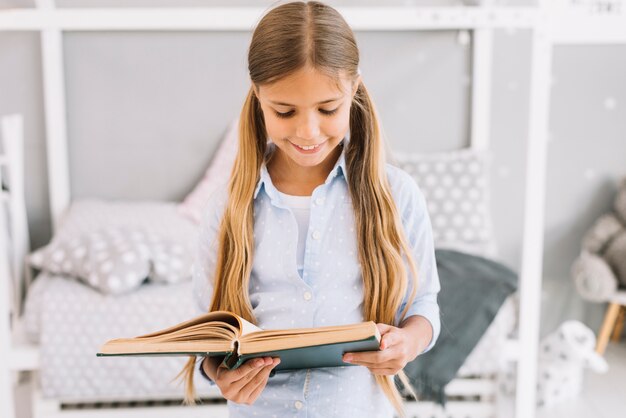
[141,230,194,284]
[28,200,198,295]
[392,148,496,257]
[29,226,193,295]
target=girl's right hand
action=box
[203,356,280,405]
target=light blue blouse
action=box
[192,142,441,418]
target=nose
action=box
[295,112,321,141]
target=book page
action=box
[238,316,263,337]
[239,321,380,354]
[99,311,264,356]
[134,311,239,339]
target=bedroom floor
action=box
[14,342,626,418]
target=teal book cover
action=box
[223,335,381,371]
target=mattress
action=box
[23,272,215,401]
[22,271,517,400]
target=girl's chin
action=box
[288,154,326,167]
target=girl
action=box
[180,2,440,417]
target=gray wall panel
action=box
[64,31,251,201]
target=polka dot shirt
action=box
[192,145,441,418]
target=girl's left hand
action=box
[342,323,421,376]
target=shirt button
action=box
[303,291,312,301]
[312,231,321,240]
[295,400,303,410]
[315,197,324,205]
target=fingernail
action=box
[343,355,352,363]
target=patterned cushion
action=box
[29,227,150,294]
[393,148,496,257]
[178,119,238,224]
[28,200,197,295]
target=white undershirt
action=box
[276,190,311,278]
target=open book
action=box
[98,311,381,371]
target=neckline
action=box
[275,190,312,209]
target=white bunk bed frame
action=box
[1,1,625,417]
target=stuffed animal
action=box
[572,176,626,302]
[499,320,608,408]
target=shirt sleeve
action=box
[392,170,441,355]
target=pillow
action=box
[179,119,238,224]
[28,200,197,295]
[392,148,496,257]
[29,227,150,294]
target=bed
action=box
[0,2,579,418]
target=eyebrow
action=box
[268,97,342,106]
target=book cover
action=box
[97,310,381,372]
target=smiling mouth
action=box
[289,140,326,152]
[293,143,321,150]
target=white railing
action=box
[1,114,34,418]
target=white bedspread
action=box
[23,273,215,401]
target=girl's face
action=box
[255,66,360,170]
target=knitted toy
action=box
[499,320,608,408]
[572,177,626,302]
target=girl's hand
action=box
[203,356,280,405]
[342,323,422,375]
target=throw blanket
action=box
[399,249,518,406]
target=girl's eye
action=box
[319,108,338,116]
[274,110,295,119]
[274,108,339,119]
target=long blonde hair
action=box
[179,2,419,415]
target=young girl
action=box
[180,2,440,417]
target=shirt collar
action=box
[253,139,348,200]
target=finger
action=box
[348,357,385,367]
[224,357,271,385]
[344,349,390,365]
[238,359,278,402]
[244,359,280,403]
[237,365,270,402]
[376,323,394,335]
[222,359,271,401]
[232,357,272,387]
[351,350,402,368]
[380,331,400,350]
